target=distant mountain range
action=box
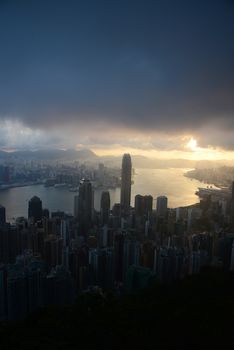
[0,149,233,169]
[0,148,98,161]
[99,155,234,169]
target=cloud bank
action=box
[0,0,233,150]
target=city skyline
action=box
[0,1,233,161]
[1,150,234,322]
[1,1,234,344]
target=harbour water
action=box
[0,168,205,222]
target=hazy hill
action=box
[0,149,98,161]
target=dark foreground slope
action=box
[1,267,234,350]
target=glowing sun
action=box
[187,138,198,151]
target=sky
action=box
[0,0,234,159]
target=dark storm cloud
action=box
[0,0,233,146]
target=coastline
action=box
[0,181,43,191]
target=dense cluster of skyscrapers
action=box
[1,154,234,320]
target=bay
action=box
[0,168,205,222]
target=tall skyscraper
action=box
[135,195,145,217]
[76,179,93,234]
[120,153,132,216]
[232,181,234,202]
[156,196,168,218]
[135,195,153,217]
[0,265,7,320]
[74,195,79,219]
[230,181,234,225]
[144,195,153,216]
[28,196,42,222]
[0,205,6,225]
[100,191,110,225]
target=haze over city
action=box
[0,0,233,160]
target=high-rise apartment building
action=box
[135,195,153,217]
[100,191,110,225]
[156,196,168,218]
[28,196,42,222]
[76,179,93,234]
[232,181,234,202]
[0,205,6,225]
[231,181,234,224]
